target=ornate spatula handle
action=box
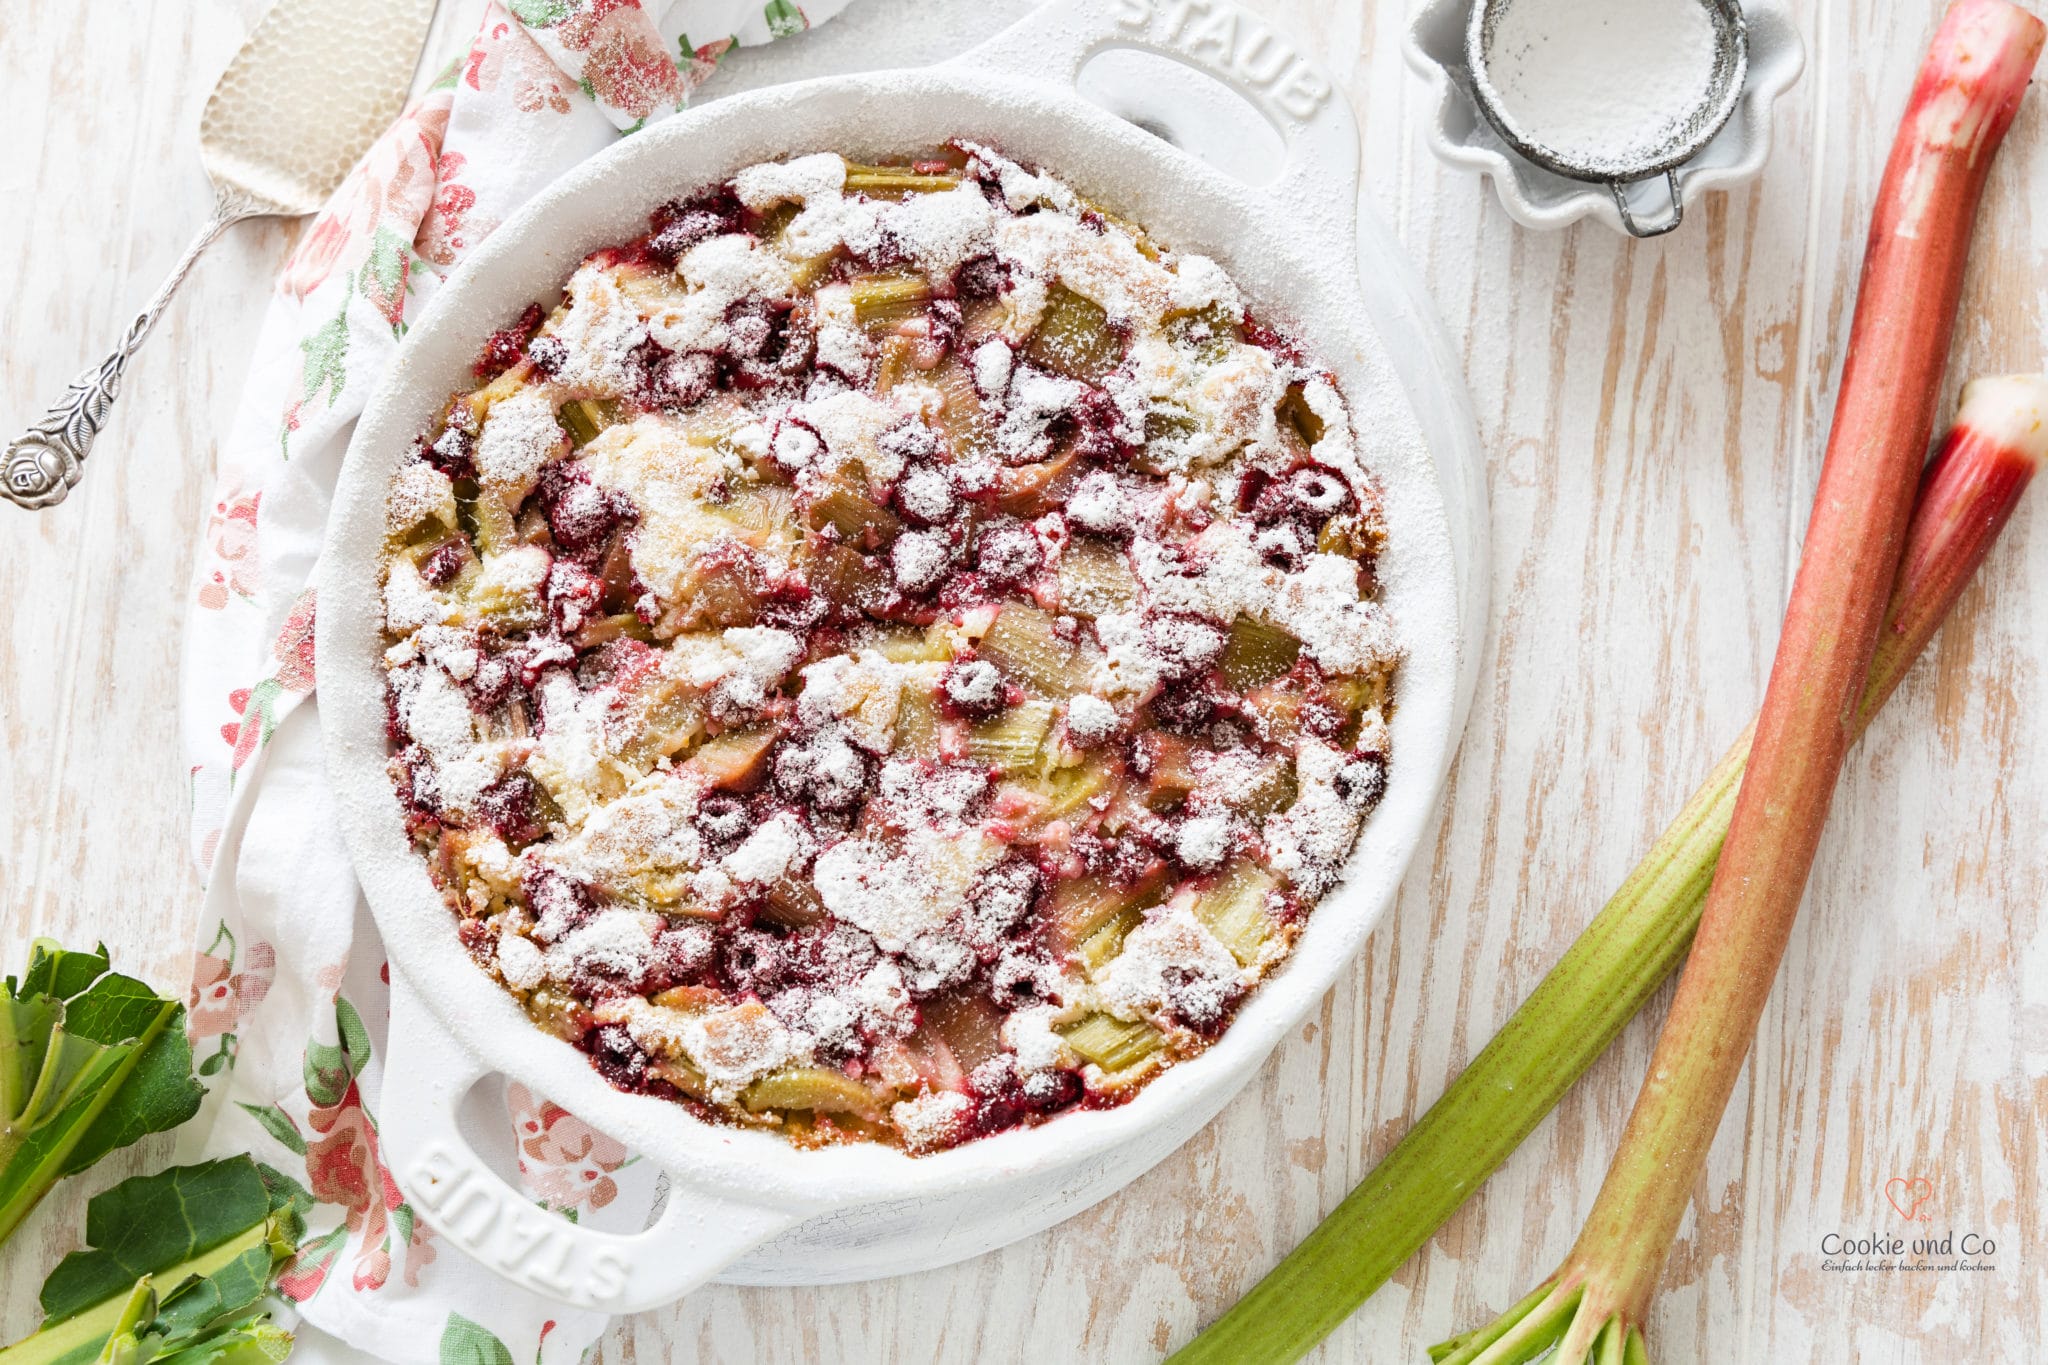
[4,190,259,511]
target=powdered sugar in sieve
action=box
[1465,0,1749,236]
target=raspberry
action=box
[581,1023,654,1090]
[476,771,546,846]
[474,302,545,381]
[424,426,475,481]
[527,335,567,377]
[719,927,791,998]
[419,538,470,587]
[523,867,596,944]
[657,351,718,409]
[1067,387,1130,461]
[954,254,1006,301]
[926,297,964,355]
[648,188,743,263]
[1335,754,1387,812]
[536,460,634,554]
[940,659,1006,719]
[974,521,1043,585]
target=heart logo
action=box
[1885,1176,1934,1221]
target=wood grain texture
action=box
[0,1,2040,1360]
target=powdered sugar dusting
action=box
[724,811,807,885]
[544,264,650,398]
[388,458,455,533]
[892,1089,971,1153]
[476,388,567,499]
[384,557,449,634]
[1100,903,1245,1028]
[680,1001,803,1102]
[814,827,1001,951]
[497,933,545,990]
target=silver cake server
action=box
[4,0,437,510]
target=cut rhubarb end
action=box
[1951,373,2048,466]
[1429,1277,1578,1365]
[1433,1293,1651,1365]
[1428,1272,1656,1365]
[1864,372,2048,718]
[1883,1,2045,243]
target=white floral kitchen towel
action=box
[174,3,847,1362]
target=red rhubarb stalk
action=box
[1434,5,2045,1362]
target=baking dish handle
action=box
[950,0,1361,239]
[380,968,802,1313]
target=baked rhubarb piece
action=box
[379,144,1402,1152]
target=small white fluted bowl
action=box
[1405,0,1805,236]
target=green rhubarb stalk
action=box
[0,1157,301,1365]
[1435,2,2046,1359]
[1169,372,2046,1365]
[0,942,206,1248]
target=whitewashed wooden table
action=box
[2,1,2042,1360]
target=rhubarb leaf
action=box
[61,1021,208,1176]
[0,943,205,1249]
[38,1158,271,1322]
[0,1158,295,1365]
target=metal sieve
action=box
[1464,0,1749,237]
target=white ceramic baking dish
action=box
[319,0,1487,1313]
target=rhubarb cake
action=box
[379,143,1400,1153]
